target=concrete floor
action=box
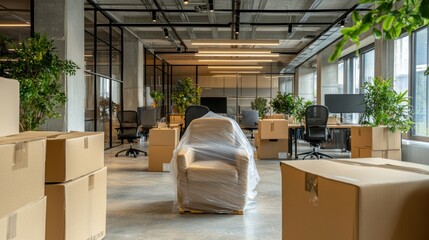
[104,139,349,240]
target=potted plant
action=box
[270,92,295,116]
[251,97,268,118]
[293,97,314,125]
[0,33,79,131]
[150,90,164,108]
[360,76,413,133]
[171,77,202,115]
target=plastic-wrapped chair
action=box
[171,112,259,214]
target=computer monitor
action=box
[200,97,227,114]
[324,94,365,113]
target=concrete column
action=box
[375,39,394,77]
[123,32,144,111]
[318,44,339,105]
[34,0,85,131]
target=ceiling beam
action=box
[96,22,332,27]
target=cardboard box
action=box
[351,146,402,161]
[0,136,45,218]
[257,133,288,159]
[45,132,104,182]
[281,158,429,240]
[0,77,19,137]
[351,126,401,150]
[351,147,372,158]
[170,115,184,125]
[265,114,286,119]
[254,131,260,148]
[45,167,107,240]
[149,128,180,146]
[148,145,175,172]
[371,149,402,161]
[258,119,289,140]
[0,196,46,240]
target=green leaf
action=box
[383,15,395,31]
[372,28,382,39]
[352,11,361,23]
[419,0,429,19]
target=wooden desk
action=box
[289,124,359,159]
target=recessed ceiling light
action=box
[0,23,30,27]
[207,66,263,69]
[198,59,274,62]
[191,39,280,46]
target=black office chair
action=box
[182,105,210,135]
[298,105,333,160]
[115,110,147,158]
[137,107,157,140]
[241,110,259,139]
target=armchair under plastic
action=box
[171,112,259,214]
[115,110,147,158]
[298,105,333,160]
[182,105,210,136]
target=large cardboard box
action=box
[0,196,46,240]
[0,77,19,137]
[0,136,45,218]
[170,115,184,125]
[258,119,289,139]
[149,128,180,146]
[45,167,107,240]
[257,133,288,159]
[148,145,175,172]
[45,132,104,182]
[254,130,260,148]
[351,126,401,150]
[281,158,429,240]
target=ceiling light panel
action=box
[191,39,280,46]
[210,71,261,74]
[195,53,279,57]
[207,66,263,69]
[198,59,274,62]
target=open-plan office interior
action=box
[1,0,429,239]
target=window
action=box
[394,35,410,93]
[362,49,375,85]
[413,28,429,138]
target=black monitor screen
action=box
[200,97,227,113]
[325,94,365,113]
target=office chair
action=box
[241,110,259,139]
[298,105,333,160]
[137,107,157,140]
[182,105,210,135]
[115,110,147,158]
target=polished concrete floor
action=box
[104,139,349,240]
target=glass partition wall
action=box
[84,3,123,149]
[145,64,291,122]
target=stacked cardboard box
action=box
[0,77,47,240]
[169,115,184,125]
[280,158,429,240]
[12,131,106,240]
[351,126,401,160]
[256,119,289,159]
[42,131,106,240]
[148,128,180,171]
[0,77,19,137]
[0,135,47,240]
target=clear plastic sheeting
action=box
[171,112,260,213]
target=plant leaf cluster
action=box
[150,90,164,108]
[329,0,429,69]
[0,33,79,131]
[251,97,268,118]
[360,76,413,132]
[270,92,314,122]
[171,77,202,115]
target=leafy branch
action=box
[330,0,429,75]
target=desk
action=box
[288,124,359,159]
